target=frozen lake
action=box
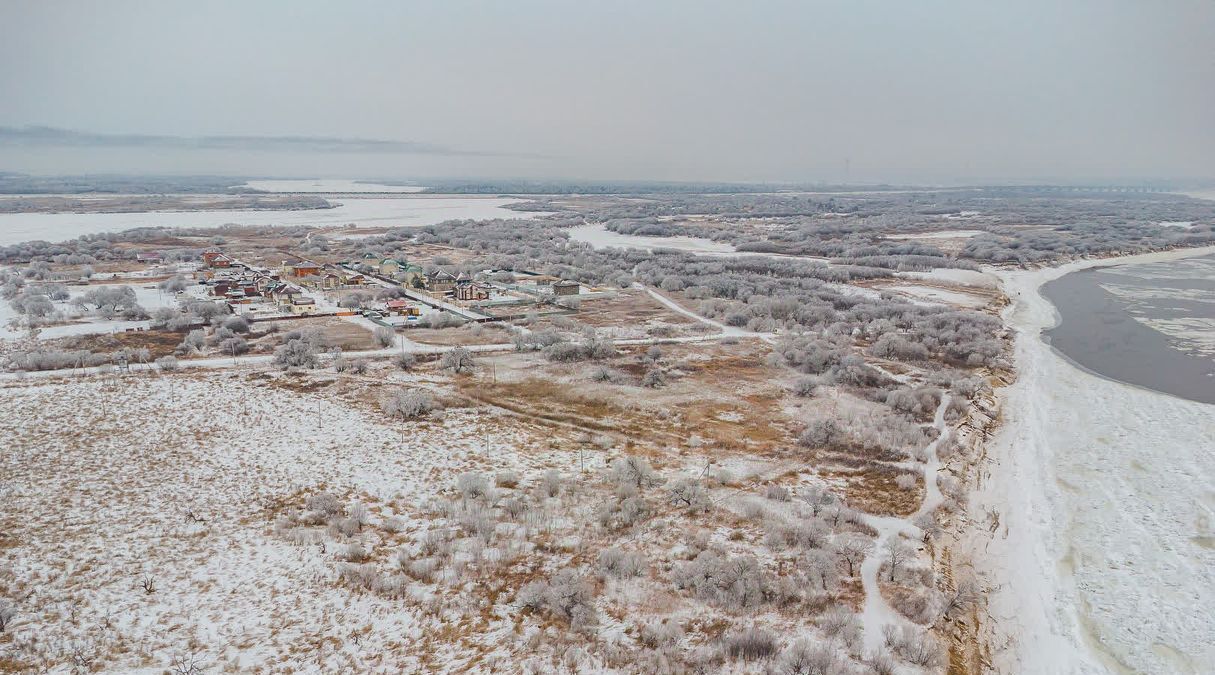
[240,179,426,193]
[566,223,736,254]
[0,196,533,246]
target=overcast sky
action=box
[2,0,1213,184]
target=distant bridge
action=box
[981,184,1170,194]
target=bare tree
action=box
[938,579,979,622]
[0,601,14,632]
[837,535,874,577]
[169,652,203,675]
[884,538,912,582]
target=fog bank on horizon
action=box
[2,0,1213,184]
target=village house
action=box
[454,273,492,302]
[202,251,234,268]
[425,270,458,295]
[283,261,323,278]
[378,259,425,287]
[136,251,163,264]
[553,280,581,296]
[384,299,421,316]
[253,274,280,295]
[319,272,343,290]
[267,284,303,304]
[378,258,406,277]
[282,295,317,314]
[525,273,559,286]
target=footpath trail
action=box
[637,284,776,344]
[859,394,952,656]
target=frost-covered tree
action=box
[440,346,475,373]
[274,338,318,369]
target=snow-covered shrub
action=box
[639,620,684,649]
[305,492,343,517]
[798,419,841,448]
[721,626,777,661]
[381,389,436,418]
[668,478,710,513]
[609,456,661,490]
[641,367,666,388]
[177,328,206,354]
[456,473,492,501]
[588,365,622,383]
[155,355,179,372]
[883,625,944,667]
[791,377,818,397]
[337,563,380,591]
[373,326,395,347]
[274,338,318,369]
[515,568,598,629]
[502,496,530,520]
[597,495,650,531]
[764,485,791,502]
[818,606,861,647]
[540,469,564,497]
[338,542,369,562]
[884,386,942,420]
[597,547,647,579]
[672,552,784,609]
[777,639,838,674]
[223,316,250,333]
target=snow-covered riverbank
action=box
[974,246,1215,674]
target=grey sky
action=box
[2,0,1213,183]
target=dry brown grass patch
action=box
[826,464,923,517]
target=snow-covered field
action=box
[881,284,990,309]
[0,196,535,246]
[0,371,544,672]
[895,268,998,288]
[972,246,1215,675]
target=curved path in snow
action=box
[859,394,952,656]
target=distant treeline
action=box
[420,180,910,195]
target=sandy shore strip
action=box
[969,245,1215,674]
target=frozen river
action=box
[1042,254,1215,404]
[977,248,1215,675]
[0,195,533,246]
